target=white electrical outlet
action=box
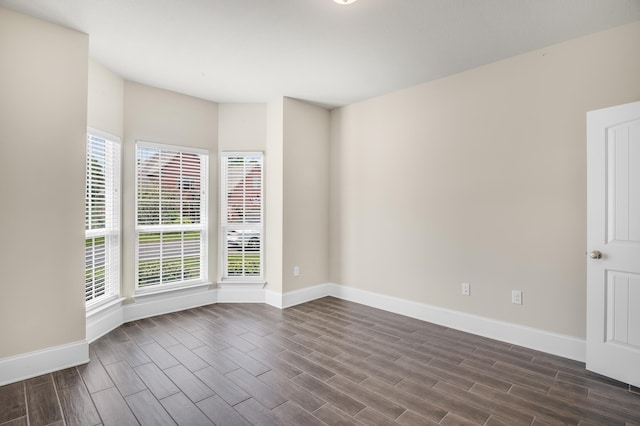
[293,266,300,277]
[462,282,470,296]
[512,290,522,305]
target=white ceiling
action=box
[2,0,640,108]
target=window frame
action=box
[85,128,121,309]
[135,141,209,293]
[220,151,265,282]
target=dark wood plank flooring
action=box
[2,297,639,425]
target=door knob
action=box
[588,250,603,259]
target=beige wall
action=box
[0,8,88,357]
[265,98,285,293]
[88,60,124,137]
[264,98,331,294]
[283,98,330,292]
[218,103,267,152]
[330,20,640,338]
[123,81,218,298]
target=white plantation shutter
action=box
[85,130,120,306]
[136,141,208,290]
[221,152,264,280]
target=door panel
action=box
[607,120,640,243]
[606,271,640,346]
[587,101,640,387]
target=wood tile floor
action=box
[2,297,640,425]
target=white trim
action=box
[87,127,121,143]
[281,284,331,308]
[86,297,125,343]
[134,281,213,299]
[216,281,266,289]
[0,341,89,387]
[325,283,586,362]
[220,151,264,157]
[216,286,266,303]
[264,289,283,309]
[124,285,217,322]
[136,140,209,156]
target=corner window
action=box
[85,130,120,307]
[221,152,264,281]
[135,141,208,291]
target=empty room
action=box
[1,0,640,425]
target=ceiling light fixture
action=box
[333,0,358,5]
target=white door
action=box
[587,100,640,387]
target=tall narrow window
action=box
[85,130,120,307]
[136,142,208,291]
[221,152,264,281]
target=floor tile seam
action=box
[468,382,557,424]
[362,376,447,416]
[0,416,28,426]
[364,354,430,382]
[48,373,65,426]
[425,357,514,391]
[545,385,640,422]
[587,387,640,410]
[499,384,597,424]
[434,381,535,425]
[304,353,368,383]
[557,370,635,395]
[155,393,187,426]
[490,360,557,382]
[229,394,251,407]
[135,367,182,401]
[395,379,491,424]
[292,373,364,414]
[23,381,30,426]
[351,393,409,422]
[85,386,109,426]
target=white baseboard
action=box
[0,340,89,387]
[265,285,328,309]
[264,289,283,308]
[216,287,266,304]
[281,284,331,308]
[124,285,218,322]
[325,283,586,362]
[86,298,125,343]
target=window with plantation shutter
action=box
[85,130,120,307]
[135,141,208,291]
[221,152,264,281]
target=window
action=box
[221,152,264,281]
[135,142,208,291]
[85,130,120,307]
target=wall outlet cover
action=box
[462,282,470,296]
[512,290,523,305]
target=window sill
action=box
[217,280,266,289]
[133,281,213,302]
